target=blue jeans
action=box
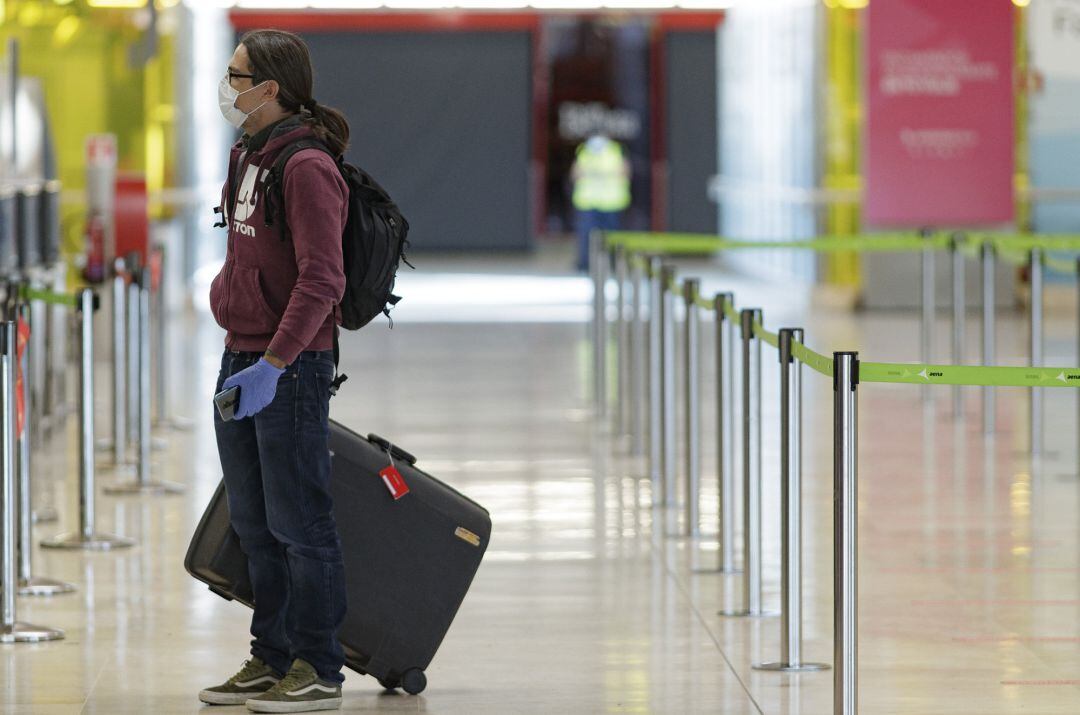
[576,209,622,272]
[213,349,346,684]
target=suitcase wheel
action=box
[377,677,398,691]
[401,668,426,695]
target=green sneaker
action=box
[245,659,342,713]
[199,658,282,705]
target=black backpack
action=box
[263,138,412,394]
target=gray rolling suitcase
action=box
[184,420,491,694]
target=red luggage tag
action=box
[379,445,410,500]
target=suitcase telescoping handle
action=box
[367,434,418,466]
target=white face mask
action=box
[218,74,269,129]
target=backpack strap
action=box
[214,148,245,228]
[264,138,337,240]
[329,327,348,397]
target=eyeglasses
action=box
[227,70,257,84]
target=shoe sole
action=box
[245,697,341,713]
[200,689,268,706]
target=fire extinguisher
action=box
[83,213,106,284]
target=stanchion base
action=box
[18,576,77,596]
[41,532,136,551]
[718,609,779,618]
[0,622,65,643]
[753,661,830,673]
[103,480,185,496]
[31,507,59,524]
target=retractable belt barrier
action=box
[589,229,1080,715]
[17,286,79,308]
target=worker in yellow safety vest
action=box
[571,135,631,271]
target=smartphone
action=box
[214,385,241,421]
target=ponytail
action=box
[300,101,350,158]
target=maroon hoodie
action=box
[210,118,347,365]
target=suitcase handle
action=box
[367,434,418,466]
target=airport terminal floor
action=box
[3,250,1080,714]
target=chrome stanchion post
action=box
[715,292,737,573]
[25,287,45,443]
[981,243,996,435]
[756,329,827,672]
[153,244,168,426]
[103,258,129,465]
[629,255,646,458]
[682,279,701,537]
[833,351,859,715]
[615,245,628,436]
[126,265,140,449]
[951,233,965,418]
[590,231,607,417]
[921,230,935,366]
[660,264,677,508]
[1,319,64,643]
[46,268,71,424]
[721,308,769,617]
[647,256,663,502]
[14,303,74,596]
[42,290,135,551]
[104,271,183,496]
[16,288,56,525]
[1030,248,1044,458]
[150,243,192,432]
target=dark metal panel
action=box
[665,31,717,235]
[303,31,532,251]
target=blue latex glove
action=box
[222,358,286,420]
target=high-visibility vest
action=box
[572,140,631,212]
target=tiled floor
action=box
[2,252,1080,713]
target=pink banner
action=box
[865,0,1015,228]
